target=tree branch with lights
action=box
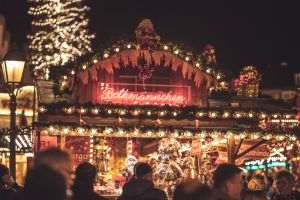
[27,0,95,79]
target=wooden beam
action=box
[227,135,236,164]
[235,139,267,160]
[233,139,244,160]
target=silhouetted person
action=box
[213,163,243,200]
[24,165,67,200]
[34,147,73,187]
[173,179,213,200]
[34,147,73,199]
[72,162,106,200]
[0,164,21,200]
[271,171,300,200]
[119,162,167,200]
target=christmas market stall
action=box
[32,20,299,197]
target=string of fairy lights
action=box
[54,41,226,90]
[36,124,297,141]
[27,0,95,78]
[27,1,225,89]
[38,104,298,122]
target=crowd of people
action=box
[0,147,299,200]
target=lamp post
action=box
[0,46,25,180]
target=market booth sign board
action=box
[244,153,287,171]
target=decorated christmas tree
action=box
[27,0,94,79]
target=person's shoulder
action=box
[151,188,167,199]
[294,191,300,199]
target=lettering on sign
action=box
[244,148,287,171]
[100,87,187,106]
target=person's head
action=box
[0,164,10,185]
[34,147,73,187]
[24,165,67,200]
[173,180,213,200]
[275,170,295,195]
[134,162,153,181]
[74,162,97,190]
[213,163,243,200]
[243,190,267,200]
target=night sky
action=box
[1,0,299,88]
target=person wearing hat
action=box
[118,162,167,200]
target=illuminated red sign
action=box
[97,83,190,106]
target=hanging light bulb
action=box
[119,110,126,115]
[103,53,109,58]
[159,111,166,116]
[223,112,230,118]
[92,108,99,115]
[173,111,178,117]
[133,110,140,116]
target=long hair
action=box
[72,162,97,200]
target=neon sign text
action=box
[244,150,287,171]
[100,87,186,106]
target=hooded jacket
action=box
[118,178,167,200]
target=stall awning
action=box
[0,127,32,152]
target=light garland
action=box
[27,0,95,78]
[89,135,94,163]
[37,124,297,141]
[38,105,298,121]
[56,41,225,87]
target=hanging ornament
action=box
[137,52,155,89]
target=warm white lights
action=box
[28,0,94,77]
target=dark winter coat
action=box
[271,191,300,200]
[0,183,19,200]
[118,178,167,200]
[212,188,232,200]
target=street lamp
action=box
[1,46,25,180]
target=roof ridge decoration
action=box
[135,19,161,49]
[57,19,227,95]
